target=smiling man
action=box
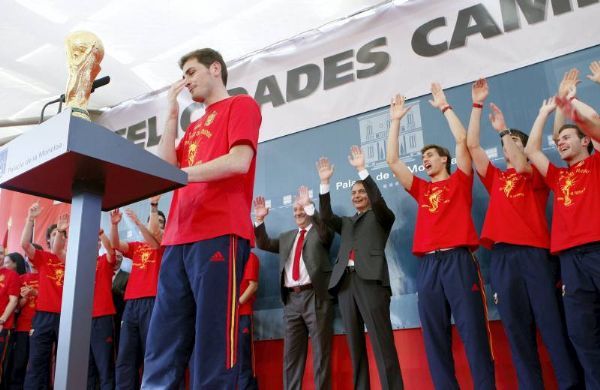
[253,186,334,390]
[526,92,600,387]
[386,84,495,389]
[142,48,262,389]
[316,146,404,390]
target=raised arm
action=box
[100,230,115,264]
[386,94,414,190]
[348,146,395,230]
[52,213,68,260]
[21,202,41,259]
[296,186,334,248]
[158,79,186,166]
[553,68,580,141]
[490,103,531,173]
[109,209,130,253]
[253,196,280,253]
[316,157,343,233]
[466,78,490,177]
[556,89,600,151]
[429,82,471,175]
[586,60,600,84]
[525,98,556,177]
[125,209,160,250]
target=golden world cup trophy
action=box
[64,31,104,121]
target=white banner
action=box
[98,0,600,151]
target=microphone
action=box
[90,76,110,93]
[40,75,111,123]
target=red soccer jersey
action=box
[29,250,65,313]
[123,242,164,301]
[545,152,600,253]
[16,273,39,332]
[479,163,550,249]
[407,169,479,256]
[239,253,260,316]
[162,95,261,247]
[0,268,20,329]
[92,255,116,318]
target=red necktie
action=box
[292,229,306,281]
[349,249,355,261]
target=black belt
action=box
[287,283,313,293]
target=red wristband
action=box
[442,105,452,114]
[472,102,483,109]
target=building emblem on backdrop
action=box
[358,101,423,170]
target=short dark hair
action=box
[351,180,365,190]
[6,252,27,275]
[46,224,57,249]
[421,144,451,174]
[146,210,166,226]
[179,48,228,86]
[559,124,594,154]
[500,128,529,147]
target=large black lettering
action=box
[500,0,575,32]
[356,37,390,79]
[146,116,161,148]
[227,87,248,96]
[180,102,204,133]
[323,50,354,90]
[254,76,285,107]
[411,17,448,57]
[286,64,321,102]
[126,120,146,147]
[449,4,502,50]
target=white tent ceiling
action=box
[0,0,390,142]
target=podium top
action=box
[0,109,187,211]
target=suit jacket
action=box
[254,210,334,304]
[320,175,395,292]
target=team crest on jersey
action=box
[205,111,217,126]
[499,172,525,199]
[422,185,450,213]
[557,170,586,207]
[46,260,65,287]
[135,246,155,270]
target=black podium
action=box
[0,109,187,389]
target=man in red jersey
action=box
[526,84,600,387]
[238,252,259,390]
[85,231,116,390]
[0,253,20,382]
[142,48,261,389]
[467,78,580,389]
[21,203,68,390]
[386,84,495,389]
[111,198,165,389]
[7,259,39,389]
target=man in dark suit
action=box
[253,186,334,390]
[316,146,404,390]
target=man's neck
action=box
[204,88,230,107]
[430,171,450,182]
[566,152,589,167]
